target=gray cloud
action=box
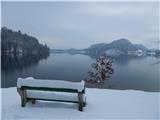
[2,1,159,49]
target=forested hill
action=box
[1,27,50,56]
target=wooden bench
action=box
[17,77,86,111]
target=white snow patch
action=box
[1,88,160,120]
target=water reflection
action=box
[1,53,159,92]
[150,61,160,65]
[1,53,49,72]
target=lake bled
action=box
[1,53,160,92]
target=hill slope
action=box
[1,27,49,56]
[85,38,147,56]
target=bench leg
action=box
[17,88,27,107]
[21,89,27,107]
[78,92,83,111]
[83,102,86,107]
[32,99,36,104]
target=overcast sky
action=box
[2,1,159,49]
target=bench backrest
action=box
[17,77,85,93]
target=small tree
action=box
[87,53,114,86]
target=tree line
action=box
[1,27,50,56]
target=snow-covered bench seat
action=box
[17,77,86,111]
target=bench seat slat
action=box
[28,98,80,103]
[27,90,86,102]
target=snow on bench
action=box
[17,77,86,111]
[17,77,85,92]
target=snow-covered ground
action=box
[1,87,160,120]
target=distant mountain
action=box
[51,38,148,57]
[90,43,108,49]
[133,44,147,51]
[85,38,147,56]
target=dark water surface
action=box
[1,53,160,92]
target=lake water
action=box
[1,53,160,92]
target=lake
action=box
[1,53,160,92]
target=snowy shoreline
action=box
[1,87,160,120]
